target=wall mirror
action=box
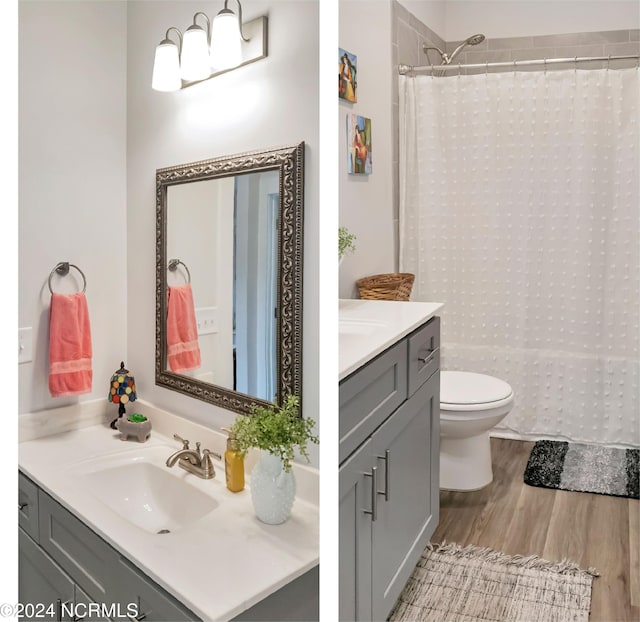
[156,143,304,415]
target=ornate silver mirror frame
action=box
[155,142,304,415]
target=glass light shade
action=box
[210,10,243,71]
[181,25,211,81]
[108,362,137,407]
[152,40,181,92]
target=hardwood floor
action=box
[431,437,640,622]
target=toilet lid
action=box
[441,371,513,406]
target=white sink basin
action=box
[75,446,219,534]
[339,318,387,336]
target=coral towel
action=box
[167,284,201,373]
[49,292,93,397]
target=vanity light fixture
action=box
[180,12,212,81]
[151,0,268,92]
[151,28,182,92]
[210,0,248,71]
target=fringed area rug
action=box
[389,542,598,622]
[524,440,639,499]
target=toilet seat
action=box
[440,371,514,412]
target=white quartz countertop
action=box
[19,414,319,621]
[339,299,444,381]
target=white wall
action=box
[126,0,320,467]
[445,0,640,40]
[339,0,396,298]
[18,1,127,414]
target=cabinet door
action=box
[339,438,375,622]
[19,527,75,622]
[38,491,119,605]
[113,556,200,622]
[74,585,111,622]
[232,566,319,621]
[370,372,440,621]
[19,472,39,541]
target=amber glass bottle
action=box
[222,428,245,492]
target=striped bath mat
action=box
[389,541,598,622]
[524,440,639,499]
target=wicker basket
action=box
[356,273,415,301]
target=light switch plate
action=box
[19,327,33,364]
[195,307,218,335]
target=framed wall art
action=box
[347,114,372,175]
[339,48,357,103]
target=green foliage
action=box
[127,413,147,423]
[339,227,357,260]
[230,395,319,472]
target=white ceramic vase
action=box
[250,451,296,525]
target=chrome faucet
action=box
[165,434,221,480]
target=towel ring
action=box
[167,258,191,284]
[48,262,87,294]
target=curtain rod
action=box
[398,54,640,75]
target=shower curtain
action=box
[399,68,639,446]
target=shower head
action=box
[465,34,486,46]
[447,33,486,64]
[423,33,486,65]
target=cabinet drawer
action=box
[38,491,118,604]
[339,340,408,463]
[115,556,199,621]
[19,472,39,541]
[19,527,75,620]
[408,317,440,396]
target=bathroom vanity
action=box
[18,404,319,622]
[339,299,443,622]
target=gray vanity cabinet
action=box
[113,557,197,622]
[339,317,440,622]
[18,473,199,622]
[370,373,439,619]
[19,473,319,622]
[18,532,109,622]
[339,437,375,622]
[38,490,116,608]
[19,472,39,539]
[18,528,75,621]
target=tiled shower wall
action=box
[390,0,640,270]
[446,29,640,73]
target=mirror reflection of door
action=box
[234,172,278,402]
[166,169,279,402]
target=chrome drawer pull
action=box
[18,503,27,511]
[128,596,148,621]
[418,351,436,365]
[363,466,378,522]
[377,450,391,501]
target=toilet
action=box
[439,371,514,491]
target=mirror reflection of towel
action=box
[167,284,201,373]
[49,292,93,397]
